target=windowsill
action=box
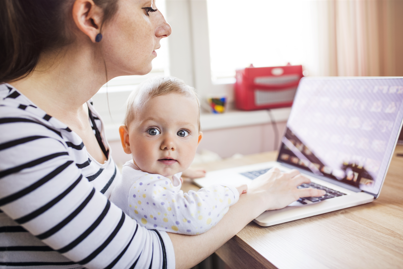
[104,107,291,141]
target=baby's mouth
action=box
[158,158,178,165]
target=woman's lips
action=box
[158,158,177,165]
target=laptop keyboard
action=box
[240,168,273,179]
[240,168,346,204]
[297,182,346,204]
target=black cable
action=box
[267,109,279,150]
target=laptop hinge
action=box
[361,189,377,198]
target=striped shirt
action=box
[0,84,175,268]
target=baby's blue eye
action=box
[177,130,189,137]
[147,128,161,136]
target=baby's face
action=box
[125,93,202,178]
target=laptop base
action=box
[254,192,373,227]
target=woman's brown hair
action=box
[0,0,118,83]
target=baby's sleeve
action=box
[127,174,240,235]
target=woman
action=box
[0,0,324,268]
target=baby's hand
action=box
[182,168,206,180]
[236,184,248,196]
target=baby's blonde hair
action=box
[124,77,201,129]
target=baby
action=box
[111,77,246,235]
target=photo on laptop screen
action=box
[277,78,403,196]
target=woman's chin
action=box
[128,65,153,76]
[110,63,153,78]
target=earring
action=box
[95,33,103,42]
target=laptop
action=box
[195,77,403,227]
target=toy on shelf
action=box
[208,96,227,114]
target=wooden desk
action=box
[185,145,403,269]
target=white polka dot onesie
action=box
[111,161,240,235]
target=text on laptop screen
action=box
[277,77,403,195]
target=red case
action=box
[235,65,304,111]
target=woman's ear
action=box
[72,0,104,43]
[119,125,132,154]
[197,132,203,145]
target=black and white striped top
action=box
[0,84,175,268]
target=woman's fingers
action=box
[282,169,300,179]
[298,187,326,198]
[254,167,327,210]
[270,167,282,175]
[292,174,311,186]
[264,168,298,180]
[291,174,325,197]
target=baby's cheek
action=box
[132,141,157,168]
[181,144,198,168]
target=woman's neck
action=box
[8,43,107,122]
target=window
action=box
[206,0,319,81]
[174,0,323,103]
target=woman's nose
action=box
[155,11,172,38]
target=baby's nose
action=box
[160,138,175,151]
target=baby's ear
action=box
[119,125,132,154]
[197,131,203,145]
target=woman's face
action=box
[102,0,171,77]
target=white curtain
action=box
[317,0,403,76]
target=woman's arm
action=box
[168,168,326,269]
[0,105,173,268]
[168,192,263,269]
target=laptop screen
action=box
[277,77,403,196]
[398,128,403,145]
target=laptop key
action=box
[240,168,273,180]
[296,182,346,204]
[297,198,307,204]
[307,196,325,202]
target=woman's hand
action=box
[249,168,326,211]
[169,168,325,269]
